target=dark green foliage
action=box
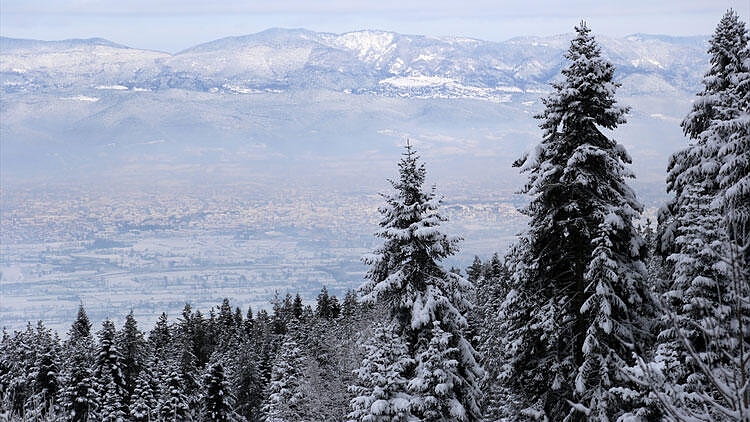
[202,362,240,421]
[69,305,92,343]
[117,311,146,404]
[316,286,341,320]
[341,289,360,318]
[292,294,304,320]
[149,312,171,359]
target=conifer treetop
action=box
[683,9,749,139]
[361,141,467,333]
[539,22,629,140]
[517,22,635,212]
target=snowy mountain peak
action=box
[333,30,398,62]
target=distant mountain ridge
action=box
[0,28,709,100]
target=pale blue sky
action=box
[1,0,746,53]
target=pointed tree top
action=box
[69,303,92,341]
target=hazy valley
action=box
[1,29,706,332]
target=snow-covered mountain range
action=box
[0,28,707,189]
[1,29,707,100]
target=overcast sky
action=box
[1,0,747,53]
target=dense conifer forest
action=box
[1,11,748,421]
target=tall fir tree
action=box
[117,311,146,404]
[69,305,92,343]
[94,319,127,419]
[149,312,171,358]
[500,22,655,420]
[639,10,750,420]
[173,307,201,408]
[222,331,263,421]
[62,306,98,422]
[201,362,242,421]
[358,142,482,421]
[29,322,62,418]
[0,323,36,418]
[342,289,361,319]
[261,330,307,422]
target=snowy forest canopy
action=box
[1,10,749,422]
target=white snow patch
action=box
[62,95,100,102]
[630,58,663,69]
[415,53,438,62]
[495,85,524,93]
[222,84,260,94]
[379,75,456,88]
[95,84,128,90]
[335,31,396,62]
[649,113,681,123]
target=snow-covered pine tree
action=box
[348,322,415,422]
[217,299,237,346]
[99,374,127,422]
[252,309,276,394]
[633,10,750,420]
[501,22,654,420]
[261,330,307,422]
[359,142,482,421]
[0,323,36,418]
[159,369,192,421]
[62,306,98,422]
[290,293,303,321]
[29,322,62,418]
[117,311,146,403]
[234,306,245,328]
[316,286,334,320]
[409,321,467,421]
[222,330,263,421]
[173,307,201,408]
[244,306,255,336]
[191,309,213,368]
[714,10,750,283]
[342,289,360,319]
[669,9,749,269]
[129,365,158,422]
[149,312,171,359]
[69,305,92,342]
[94,319,127,419]
[201,362,242,421]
